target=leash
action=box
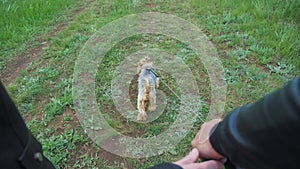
[147,68,181,98]
[159,79,180,99]
[148,68,159,78]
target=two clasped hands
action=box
[175,119,224,169]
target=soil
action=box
[0,39,47,86]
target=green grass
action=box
[0,0,83,69]
[1,0,300,168]
[95,34,189,137]
[191,0,300,68]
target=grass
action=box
[0,0,85,69]
[1,0,300,168]
[95,34,190,136]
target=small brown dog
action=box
[137,59,159,121]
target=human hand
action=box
[174,148,223,169]
[191,119,225,160]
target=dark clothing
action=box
[151,78,300,169]
[210,78,300,169]
[0,82,56,169]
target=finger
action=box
[181,160,223,169]
[174,148,199,165]
[180,163,205,169]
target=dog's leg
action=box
[137,113,146,121]
[137,99,147,121]
[137,92,147,121]
[148,90,156,111]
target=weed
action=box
[42,129,86,168]
[267,62,294,76]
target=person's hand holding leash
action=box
[174,148,223,169]
[191,119,225,160]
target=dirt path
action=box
[0,0,95,86]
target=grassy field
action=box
[0,0,88,70]
[1,0,299,168]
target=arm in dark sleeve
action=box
[149,163,182,169]
[210,78,300,169]
[0,81,56,169]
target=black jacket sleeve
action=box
[0,81,56,169]
[210,78,300,169]
[149,163,182,169]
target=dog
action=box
[136,59,159,121]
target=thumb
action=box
[174,148,199,165]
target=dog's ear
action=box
[137,59,146,74]
[137,66,142,74]
[139,59,146,66]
